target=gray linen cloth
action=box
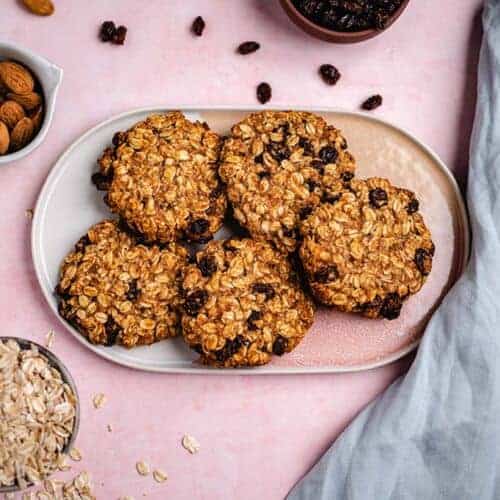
[288,2,500,499]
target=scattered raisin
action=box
[223,240,238,252]
[247,310,262,331]
[209,182,224,200]
[99,21,116,42]
[192,16,206,36]
[319,64,341,85]
[299,205,314,220]
[192,344,204,355]
[112,131,126,146]
[299,137,314,156]
[341,171,354,183]
[257,82,272,104]
[407,198,420,214]
[184,290,209,316]
[188,218,209,235]
[305,179,319,192]
[311,160,325,175]
[414,248,432,276]
[321,192,340,204]
[369,188,388,208]
[215,335,245,362]
[312,265,339,283]
[258,170,271,179]
[272,335,288,356]
[283,227,299,239]
[237,41,260,55]
[359,295,383,314]
[362,94,383,111]
[254,153,264,164]
[91,171,113,191]
[380,293,402,320]
[125,279,140,301]
[104,317,122,346]
[198,255,217,277]
[319,146,338,164]
[74,234,91,253]
[112,26,127,45]
[267,143,290,162]
[252,283,276,301]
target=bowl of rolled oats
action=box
[0,337,80,493]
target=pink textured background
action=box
[0,1,481,499]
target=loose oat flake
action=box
[25,208,33,219]
[136,461,150,476]
[69,447,82,461]
[45,329,55,348]
[92,392,107,409]
[152,469,168,483]
[0,339,77,489]
[182,434,200,454]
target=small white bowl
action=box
[0,41,63,165]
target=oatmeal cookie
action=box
[56,220,188,347]
[219,110,356,253]
[299,178,434,320]
[181,238,315,367]
[93,111,226,244]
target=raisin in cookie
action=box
[181,238,315,367]
[299,178,434,320]
[56,220,188,347]
[93,111,226,244]
[219,111,356,253]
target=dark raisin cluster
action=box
[292,0,404,32]
[99,21,127,45]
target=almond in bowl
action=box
[0,60,44,155]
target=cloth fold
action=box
[287,2,500,498]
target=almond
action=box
[0,62,35,94]
[10,117,34,152]
[0,100,25,129]
[30,105,44,131]
[7,91,42,112]
[22,0,55,16]
[0,121,9,155]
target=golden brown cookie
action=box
[56,220,188,347]
[181,238,315,367]
[299,178,434,320]
[93,111,226,244]
[219,110,356,253]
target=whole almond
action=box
[31,105,44,131]
[22,0,55,16]
[0,121,9,155]
[7,91,42,111]
[0,62,35,94]
[0,100,25,129]
[10,117,34,151]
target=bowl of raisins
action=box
[280,0,410,43]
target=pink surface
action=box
[0,1,481,499]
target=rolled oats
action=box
[135,461,150,476]
[92,393,107,410]
[56,220,188,347]
[181,238,315,367]
[0,339,77,489]
[94,111,226,244]
[181,434,200,454]
[219,111,356,253]
[152,469,167,483]
[69,447,82,462]
[299,177,435,319]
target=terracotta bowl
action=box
[279,0,411,43]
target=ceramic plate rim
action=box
[31,105,470,375]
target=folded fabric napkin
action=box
[288,2,500,498]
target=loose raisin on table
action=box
[99,21,116,42]
[112,26,127,45]
[257,82,272,105]
[192,16,205,36]
[362,94,383,111]
[319,64,341,86]
[369,188,388,208]
[237,41,260,55]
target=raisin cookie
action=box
[300,178,434,320]
[93,111,226,244]
[56,220,188,347]
[181,238,315,367]
[219,110,356,253]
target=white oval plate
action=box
[32,107,469,374]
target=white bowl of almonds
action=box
[0,41,62,164]
[0,337,80,494]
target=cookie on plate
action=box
[181,238,315,367]
[93,111,226,244]
[299,177,434,320]
[56,220,188,347]
[219,110,356,253]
